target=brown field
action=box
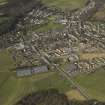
[79,53,105,60]
[65,89,85,100]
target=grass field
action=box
[0,0,7,5]
[73,69,105,101]
[0,50,87,105]
[0,70,72,105]
[0,50,15,71]
[35,22,64,32]
[42,0,86,10]
[1,49,105,103]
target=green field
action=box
[1,50,105,104]
[0,72,72,105]
[0,0,7,5]
[73,69,105,101]
[0,0,6,3]
[0,0,86,10]
[42,0,86,10]
[35,22,64,32]
[0,50,15,71]
[0,0,87,10]
[0,50,72,105]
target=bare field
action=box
[66,89,85,100]
[79,53,105,60]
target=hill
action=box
[0,0,42,34]
[0,0,87,34]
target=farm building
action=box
[16,67,32,77]
[32,66,48,73]
[16,65,48,77]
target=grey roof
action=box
[16,65,48,77]
[32,66,48,73]
[16,68,31,77]
[66,64,78,73]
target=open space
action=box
[66,89,85,100]
[0,0,7,5]
[73,69,105,101]
[79,52,105,60]
[42,0,87,10]
[0,70,72,105]
[34,22,64,32]
[0,0,105,104]
[0,50,15,71]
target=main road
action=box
[56,65,91,100]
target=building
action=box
[32,66,48,73]
[16,65,48,77]
[66,63,78,74]
[16,67,32,77]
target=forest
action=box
[0,0,42,34]
[15,89,105,105]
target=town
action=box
[0,0,105,77]
[1,0,105,104]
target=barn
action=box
[16,65,48,77]
[16,67,32,77]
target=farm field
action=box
[0,70,72,105]
[73,69,105,101]
[1,0,105,104]
[79,52,105,60]
[34,22,64,32]
[0,50,15,71]
[66,89,85,100]
[0,0,7,5]
[0,50,86,105]
[42,0,86,10]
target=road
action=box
[56,65,91,100]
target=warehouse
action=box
[16,65,48,77]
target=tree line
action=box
[0,0,43,34]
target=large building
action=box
[16,67,32,77]
[16,66,48,77]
